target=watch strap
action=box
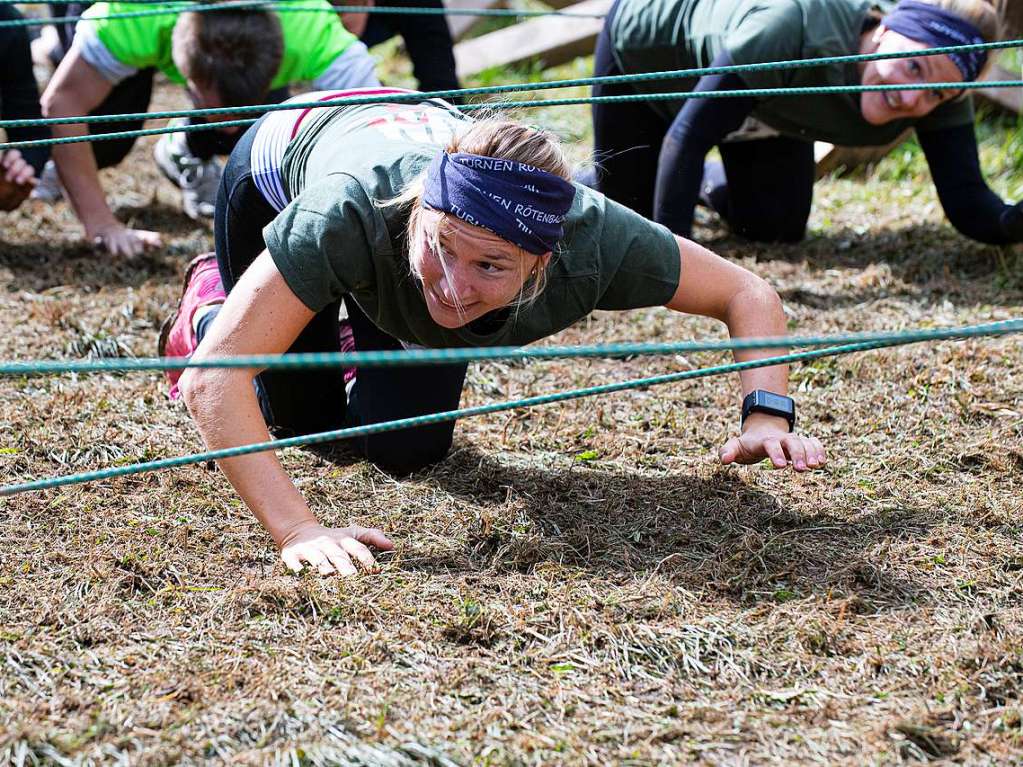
[741,390,796,432]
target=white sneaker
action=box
[30,159,63,203]
[153,123,222,220]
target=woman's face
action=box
[417,210,548,329]
[859,27,965,125]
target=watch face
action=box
[758,391,794,414]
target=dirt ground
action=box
[1,72,1023,765]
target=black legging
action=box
[203,119,468,473]
[1,6,50,174]
[361,0,460,95]
[591,0,815,242]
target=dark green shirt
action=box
[263,102,681,348]
[609,0,973,146]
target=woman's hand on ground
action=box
[87,220,162,258]
[280,522,395,576]
[0,150,36,211]
[719,413,826,471]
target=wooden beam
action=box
[446,0,507,42]
[977,64,1023,115]
[814,132,911,178]
[454,0,611,79]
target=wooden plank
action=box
[454,0,611,79]
[446,0,507,42]
[448,0,588,42]
[814,132,911,178]
[977,64,1023,115]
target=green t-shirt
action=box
[263,102,681,349]
[81,1,357,88]
[609,0,973,146]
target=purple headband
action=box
[883,0,988,82]
[421,152,576,255]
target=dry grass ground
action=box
[2,62,1023,765]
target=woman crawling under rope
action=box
[591,0,1023,245]
[160,89,827,576]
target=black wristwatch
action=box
[741,390,796,432]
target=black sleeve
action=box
[0,5,50,173]
[653,51,757,237]
[918,123,1023,245]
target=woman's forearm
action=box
[919,125,1018,245]
[182,368,320,547]
[722,277,789,399]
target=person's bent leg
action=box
[717,137,815,243]
[369,0,460,95]
[86,68,155,169]
[343,301,467,474]
[213,121,347,435]
[591,7,667,219]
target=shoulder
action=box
[559,185,680,307]
[264,173,387,309]
[80,2,170,63]
[724,1,808,64]
[277,0,355,42]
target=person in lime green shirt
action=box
[40,1,380,257]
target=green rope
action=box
[3,36,1020,134]
[0,337,949,497]
[0,2,607,27]
[4,80,1022,151]
[4,321,1021,496]
[1,319,1019,376]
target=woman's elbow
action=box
[729,273,781,315]
[179,367,225,418]
[721,273,785,334]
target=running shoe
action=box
[30,160,63,203]
[158,253,226,400]
[153,123,222,220]
[339,317,357,387]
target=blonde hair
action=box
[925,0,1001,42]
[389,114,571,314]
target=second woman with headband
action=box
[591,0,1023,246]
[160,89,827,577]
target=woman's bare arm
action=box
[180,250,392,574]
[665,236,826,470]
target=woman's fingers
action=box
[802,436,825,468]
[320,539,358,576]
[762,437,788,468]
[718,437,739,465]
[13,164,35,187]
[350,526,395,551]
[97,227,163,258]
[810,436,827,466]
[721,430,826,472]
[782,434,809,471]
[2,156,31,185]
[338,536,377,571]
[281,548,304,573]
[280,532,388,577]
